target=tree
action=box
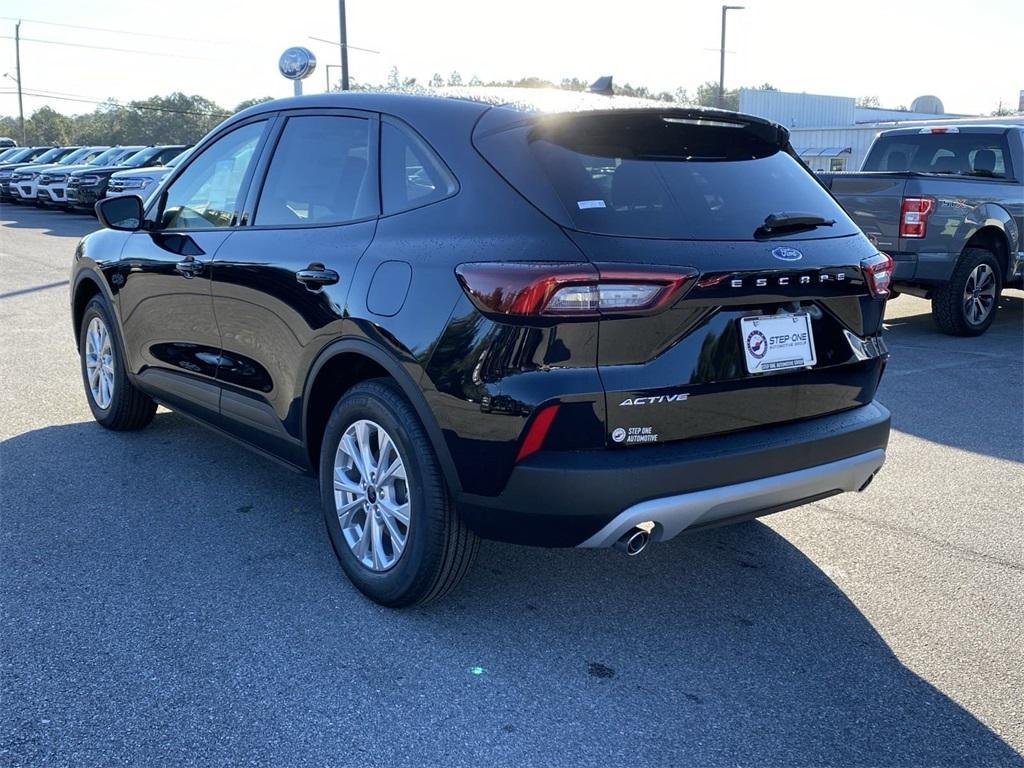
[468,75,483,87]
[696,80,737,110]
[447,71,463,87]
[24,106,73,144]
[387,66,401,88]
[990,102,1014,116]
[856,95,881,108]
[234,97,274,112]
[429,73,444,87]
[754,82,778,91]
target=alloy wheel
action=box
[333,419,411,572]
[962,263,997,325]
[85,316,115,409]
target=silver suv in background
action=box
[106,147,192,201]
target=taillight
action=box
[899,197,935,239]
[455,262,697,318]
[862,252,894,297]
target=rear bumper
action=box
[578,449,883,547]
[457,401,890,546]
[891,251,957,284]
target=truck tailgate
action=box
[826,175,908,252]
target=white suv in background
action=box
[37,146,139,207]
[13,147,107,203]
[106,147,192,201]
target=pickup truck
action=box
[820,125,1023,335]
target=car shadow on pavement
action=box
[0,206,99,238]
[3,415,1021,766]
[879,290,1023,463]
[884,291,1023,341]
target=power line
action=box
[0,34,217,60]
[308,35,380,54]
[0,15,229,44]
[1,89,230,118]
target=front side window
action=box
[254,115,375,226]
[381,120,456,213]
[159,121,266,230]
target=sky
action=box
[1,0,1022,118]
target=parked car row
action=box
[0,143,190,213]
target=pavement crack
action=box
[826,506,1024,573]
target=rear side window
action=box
[863,132,1013,178]
[381,120,456,214]
[255,115,375,226]
[477,112,857,241]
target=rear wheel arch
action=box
[302,339,461,494]
[963,225,1010,279]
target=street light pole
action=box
[718,5,744,110]
[338,0,350,90]
[14,20,25,144]
[325,64,342,92]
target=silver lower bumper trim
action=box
[577,449,886,548]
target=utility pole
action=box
[718,5,744,109]
[14,20,25,144]
[338,0,350,90]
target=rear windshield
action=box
[863,131,1013,178]
[477,112,857,240]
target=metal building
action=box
[736,89,1023,172]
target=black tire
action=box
[931,248,1002,336]
[78,296,156,430]
[318,379,479,607]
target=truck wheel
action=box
[931,248,1002,336]
[79,296,157,430]
[319,379,479,607]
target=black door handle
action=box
[175,256,202,278]
[296,266,340,289]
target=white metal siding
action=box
[790,126,882,172]
[739,89,854,128]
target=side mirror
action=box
[95,195,144,231]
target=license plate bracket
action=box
[739,313,817,374]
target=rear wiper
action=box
[755,212,835,239]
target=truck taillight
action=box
[900,197,935,239]
[862,252,894,297]
[455,262,697,318]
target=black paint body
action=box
[71,93,891,547]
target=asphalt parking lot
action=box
[1,203,1022,767]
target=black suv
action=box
[74,91,892,607]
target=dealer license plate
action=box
[739,313,817,374]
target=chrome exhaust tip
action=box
[613,526,650,556]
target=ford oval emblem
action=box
[772,247,803,262]
[278,47,317,80]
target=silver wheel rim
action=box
[333,419,410,572]
[85,316,115,409]
[962,263,996,325]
